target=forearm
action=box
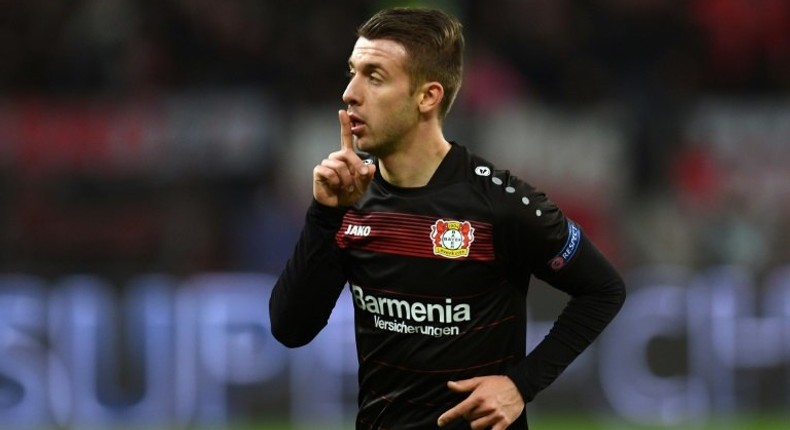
[269,200,349,347]
[506,237,626,402]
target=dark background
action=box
[1,0,788,428]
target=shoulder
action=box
[463,147,578,270]
[463,148,556,223]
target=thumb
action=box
[447,378,480,393]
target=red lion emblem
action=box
[430,219,474,258]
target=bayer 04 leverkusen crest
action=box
[430,219,475,259]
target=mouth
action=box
[347,112,366,135]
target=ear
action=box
[417,81,444,115]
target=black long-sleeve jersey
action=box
[270,142,625,429]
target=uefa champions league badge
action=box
[430,219,475,258]
[549,220,581,270]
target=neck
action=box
[378,126,451,188]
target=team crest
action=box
[430,219,475,258]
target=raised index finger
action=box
[338,109,354,151]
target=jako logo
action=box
[344,224,371,237]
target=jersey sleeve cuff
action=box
[505,334,582,404]
[307,199,349,230]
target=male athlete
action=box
[269,7,626,429]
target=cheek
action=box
[370,90,418,131]
[381,103,413,128]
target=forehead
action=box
[348,37,409,71]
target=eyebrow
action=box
[348,61,388,77]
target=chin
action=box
[354,138,374,153]
[359,140,396,158]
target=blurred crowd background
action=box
[1,0,789,428]
[1,0,788,279]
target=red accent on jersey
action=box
[336,211,494,261]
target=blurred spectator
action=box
[0,0,787,280]
[692,0,790,92]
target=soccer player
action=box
[269,7,626,430]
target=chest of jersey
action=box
[335,184,500,295]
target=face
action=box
[343,37,421,156]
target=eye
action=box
[346,70,355,79]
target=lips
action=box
[347,112,366,135]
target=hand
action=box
[437,376,524,430]
[312,110,376,207]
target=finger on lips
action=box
[338,109,373,177]
[338,109,354,151]
[311,110,375,205]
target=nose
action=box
[342,76,360,106]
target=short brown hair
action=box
[357,7,464,120]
